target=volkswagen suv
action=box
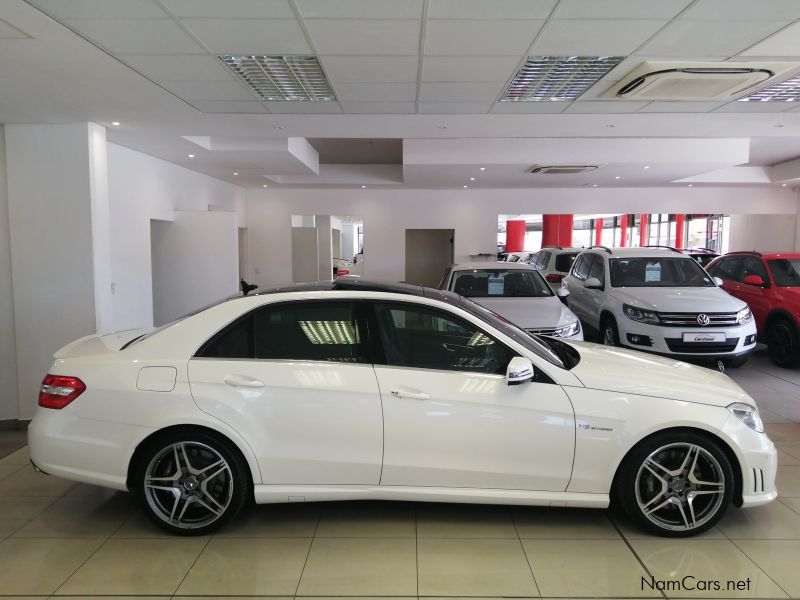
[562,246,757,365]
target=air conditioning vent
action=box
[529,165,599,174]
[604,61,800,101]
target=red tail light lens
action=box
[38,375,86,409]
[337,269,350,276]
[546,273,565,283]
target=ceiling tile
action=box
[28,0,167,19]
[305,19,420,55]
[335,83,417,101]
[190,100,269,113]
[739,21,800,56]
[563,100,649,113]
[340,101,416,113]
[638,101,727,112]
[418,101,493,113]
[321,56,419,83]
[681,0,800,21]
[491,102,568,113]
[161,0,294,18]
[428,0,556,20]
[163,80,257,101]
[421,56,521,82]
[425,20,543,56]
[638,20,788,57]
[0,19,31,39]
[714,100,797,112]
[64,18,205,54]
[121,55,235,81]
[267,101,343,113]
[531,19,667,55]
[296,0,423,19]
[553,0,691,20]
[181,18,311,54]
[419,82,504,102]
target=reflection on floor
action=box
[1,348,800,598]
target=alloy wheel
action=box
[143,441,233,530]
[770,321,794,363]
[635,442,725,532]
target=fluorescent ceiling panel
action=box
[739,73,800,102]
[501,56,624,102]
[221,55,336,101]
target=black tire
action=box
[132,429,249,535]
[601,315,619,347]
[767,317,800,368]
[617,430,734,537]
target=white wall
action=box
[246,187,800,287]
[107,143,246,331]
[151,211,239,326]
[728,214,798,252]
[0,126,18,421]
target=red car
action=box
[706,251,800,367]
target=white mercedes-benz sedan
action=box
[28,278,776,537]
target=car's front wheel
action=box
[767,317,800,368]
[133,430,249,535]
[617,431,734,537]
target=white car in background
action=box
[28,278,775,537]
[527,246,583,285]
[439,263,582,339]
[505,251,536,263]
[562,246,757,366]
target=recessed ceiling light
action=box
[615,176,621,179]
[688,184,693,187]
[739,73,800,102]
[262,184,268,188]
[111,121,120,126]
[233,172,239,176]
[470,177,475,181]
[361,185,367,188]
[644,165,650,169]
[463,185,468,188]
[221,55,336,101]
[187,154,195,158]
[782,183,788,186]
[480,167,486,171]
[592,184,598,187]
[501,56,625,102]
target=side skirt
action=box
[253,485,609,508]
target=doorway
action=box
[404,228,454,287]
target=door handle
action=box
[224,375,265,389]
[390,388,430,400]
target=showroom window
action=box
[197,301,371,363]
[373,303,514,375]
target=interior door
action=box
[188,300,383,485]
[371,301,575,491]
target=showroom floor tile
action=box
[1,349,799,598]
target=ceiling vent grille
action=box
[739,72,800,102]
[220,55,336,101]
[502,56,625,102]
[528,165,599,174]
[603,61,800,101]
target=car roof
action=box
[723,250,800,260]
[582,246,683,258]
[452,262,536,271]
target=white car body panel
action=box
[28,286,776,522]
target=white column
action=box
[0,126,18,421]
[5,123,111,418]
[316,214,332,281]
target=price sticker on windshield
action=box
[645,262,661,283]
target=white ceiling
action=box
[1,0,800,189]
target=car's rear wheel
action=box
[601,316,619,347]
[133,430,248,535]
[617,431,734,537]
[767,317,800,368]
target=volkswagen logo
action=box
[697,313,711,326]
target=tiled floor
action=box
[1,349,800,599]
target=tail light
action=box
[546,273,565,283]
[38,375,86,409]
[337,269,350,276]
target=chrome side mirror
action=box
[507,356,534,386]
[556,286,569,305]
[584,277,602,289]
[713,276,724,287]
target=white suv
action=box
[527,246,582,285]
[562,246,757,365]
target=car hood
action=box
[469,296,576,329]
[610,286,746,313]
[565,341,753,408]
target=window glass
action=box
[739,256,769,283]
[768,258,800,287]
[572,254,590,280]
[198,315,254,359]
[450,269,553,298]
[708,256,743,281]
[555,252,578,273]
[588,255,605,284]
[536,251,551,269]
[609,257,715,288]
[374,303,515,375]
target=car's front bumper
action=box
[616,318,757,359]
[720,412,778,508]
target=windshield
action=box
[610,257,715,288]
[768,258,800,287]
[691,253,718,267]
[458,296,570,370]
[451,269,553,298]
